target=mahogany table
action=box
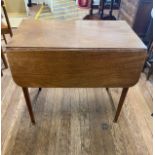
[6,20,146,124]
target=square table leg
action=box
[22,87,35,124]
[113,88,129,123]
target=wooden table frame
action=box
[6,20,146,124]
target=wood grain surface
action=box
[7,50,146,87]
[6,20,146,50]
[6,20,146,88]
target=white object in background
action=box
[32,0,46,4]
[24,0,54,13]
[45,0,54,12]
[76,0,100,5]
[151,9,153,18]
[33,0,53,11]
[24,0,29,16]
[93,0,100,5]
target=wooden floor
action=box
[2,60,153,155]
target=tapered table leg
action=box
[2,34,7,44]
[1,47,8,69]
[22,87,35,124]
[113,88,129,123]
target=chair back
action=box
[83,0,103,20]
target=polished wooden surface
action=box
[7,50,146,88]
[6,20,147,123]
[7,20,146,88]
[1,68,153,155]
[7,20,146,50]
